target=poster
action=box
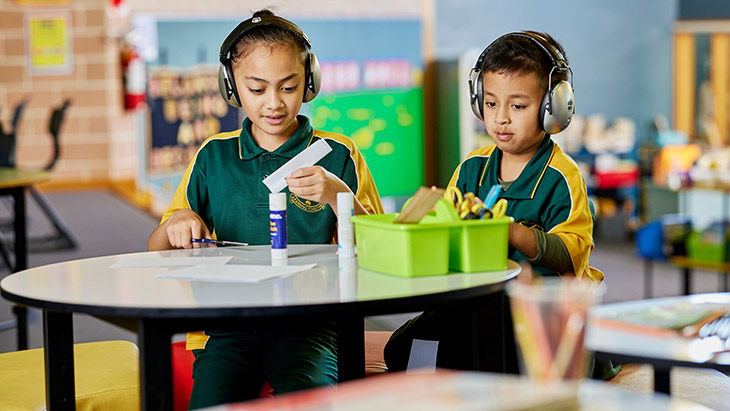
[25,12,73,75]
[146,65,241,173]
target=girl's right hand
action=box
[164,209,212,249]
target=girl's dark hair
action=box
[229,9,309,64]
[480,31,569,89]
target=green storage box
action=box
[686,228,727,263]
[352,198,511,277]
[352,212,452,277]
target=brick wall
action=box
[0,0,426,190]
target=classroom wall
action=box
[434,0,678,141]
[0,0,426,191]
[0,0,136,185]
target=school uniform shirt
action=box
[448,137,603,281]
[160,115,384,349]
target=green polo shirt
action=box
[448,137,602,281]
[162,115,383,246]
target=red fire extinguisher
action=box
[121,38,146,111]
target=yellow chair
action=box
[0,340,140,411]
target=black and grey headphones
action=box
[468,31,574,134]
[218,14,321,108]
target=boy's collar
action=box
[238,115,314,160]
[483,137,555,200]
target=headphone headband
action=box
[473,31,567,76]
[217,13,321,108]
[468,31,574,133]
[219,14,312,64]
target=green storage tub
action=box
[352,198,511,277]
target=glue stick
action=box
[270,192,287,260]
[337,192,355,258]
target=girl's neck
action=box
[252,117,299,152]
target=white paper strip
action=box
[262,139,332,193]
[406,339,439,374]
[109,256,232,268]
[155,263,317,283]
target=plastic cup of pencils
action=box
[506,277,605,384]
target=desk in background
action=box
[587,292,730,395]
[0,167,49,350]
[0,244,520,411]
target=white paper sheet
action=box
[155,263,317,283]
[109,256,232,268]
[262,139,332,193]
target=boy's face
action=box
[481,70,547,161]
[233,43,306,145]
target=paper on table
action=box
[109,256,232,268]
[262,139,332,193]
[155,263,317,282]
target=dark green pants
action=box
[188,323,338,410]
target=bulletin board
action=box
[144,18,424,198]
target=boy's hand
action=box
[287,166,349,210]
[164,209,212,249]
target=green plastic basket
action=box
[352,198,512,276]
[351,212,452,277]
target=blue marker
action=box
[484,184,501,210]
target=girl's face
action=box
[233,43,306,148]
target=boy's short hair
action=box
[480,31,569,89]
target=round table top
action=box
[587,292,730,368]
[0,244,520,318]
[0,168,50,189]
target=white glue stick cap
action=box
[270,192,287,210]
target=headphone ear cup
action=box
[469,69,484,121]
[540,80,574,134]
[303,53,321,103]
[218,61,241,108]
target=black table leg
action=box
[336,317,365,381]
[13,305,27,349]
[139,319,174,411]
[43,310,76,411]
[12,186,28,350]
[654,366,671,394]
[682,267,691,296]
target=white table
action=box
[0,244,520,411]
[587,292,730,394]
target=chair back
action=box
[45,99,71,171]
[0,100,27,168]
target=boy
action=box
[384,31,606,372]
[148,10,383,409]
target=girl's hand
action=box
[287,166,349,209]
[164,209,212,249]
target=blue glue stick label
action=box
[270,210,287,249]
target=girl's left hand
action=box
[286,166,348,208]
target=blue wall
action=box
[152,19,422,68]
[435,0,678,140]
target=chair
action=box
[171,331,393,411]
[0,99,77,255]
[0,340,140,410]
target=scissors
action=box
[486,198,508,219]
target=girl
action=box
[148,10,383,408]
